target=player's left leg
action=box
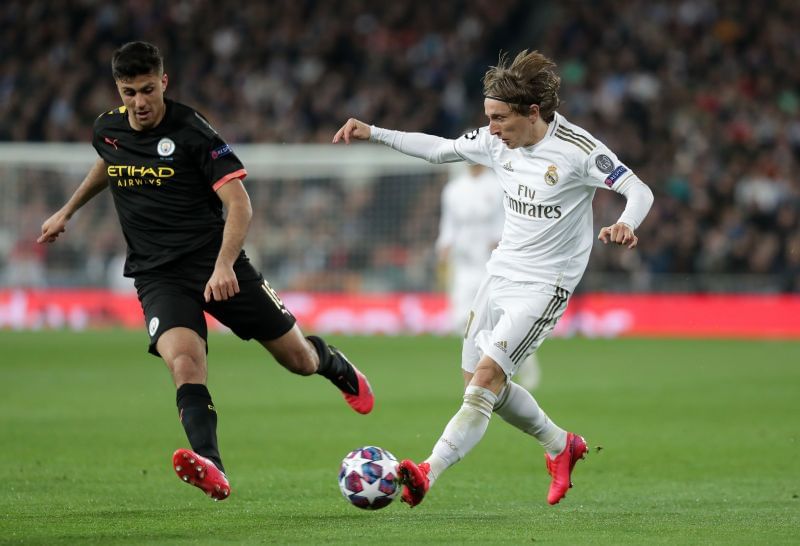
[487,284,587,504]
[515,352,541,390]
[261,327,374,415]
[206,274,373,414]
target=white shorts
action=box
[462,276,570,378]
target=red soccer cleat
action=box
[397,460,430,508]
[172,448,230,501]
[331,347,374,415]
[545,432,587,505]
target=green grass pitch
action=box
[1,331,799,544]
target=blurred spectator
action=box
[1,0,798,292]
[0,0,523,143]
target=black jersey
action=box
[92,99,247,276]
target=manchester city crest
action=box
[157,137,175,157]
[544,164,559,186]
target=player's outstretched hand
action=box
[598,222,638,249]
[332,118,371,144]
[37,210,70,244]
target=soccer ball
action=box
[338,446,399,510]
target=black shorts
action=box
[134,260,296,356]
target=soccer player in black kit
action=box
[38,41,374,501]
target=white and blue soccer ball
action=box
[338,446,399,510]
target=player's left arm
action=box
[204,179,252,302]
[585,147,654,249]
[598,177,654,248]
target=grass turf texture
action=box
[1,331,798,545]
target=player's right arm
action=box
[332,118,372,144]
[38,157,108,244]
[333,117,463,164]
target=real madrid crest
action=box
[157,137,175,157]
[544,164,559,186]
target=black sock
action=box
[176,383,225,473]
[306,335,358,395]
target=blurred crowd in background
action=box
[1,0,798,292]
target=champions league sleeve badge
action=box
[595,154,614,174]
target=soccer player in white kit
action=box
[437,163,541,390]
[437,163,505,333]
[333,50,654,507]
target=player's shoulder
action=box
[168,100,220,139]
[550,113,603,156]
[457,126,503,154]
[459,126,494,142]
[94,105,129,129]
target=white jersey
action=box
[436,168,505,268]
[371,111,653,293]
[451,112,638,292]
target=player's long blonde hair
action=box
[482,50,561,122]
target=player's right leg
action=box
[137,277,230,500]
[397,459,431,507]
[156,327,230,500]
[172,448,230,501]
[398,357,503,508]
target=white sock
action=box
[494,382,566,458]
[424,385,497,486]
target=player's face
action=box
[484,98,536,149]
[115,72,168,131]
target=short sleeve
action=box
[198,135,248,191]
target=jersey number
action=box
[261,280,289,315]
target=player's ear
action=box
[528,103,539,122]
[161,73,169,92]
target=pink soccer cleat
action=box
[397,460,430,508]
[545,432,587,505]
[172,448,230,501]
[331,347,374,415]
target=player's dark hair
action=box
[111,41,164,80]
[483,50,561,122]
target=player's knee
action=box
[169,353,206,384]
[471,358,506,393]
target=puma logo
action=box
[104,136,119,150]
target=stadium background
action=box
[2,2,799,544]
[1,0,799,337]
